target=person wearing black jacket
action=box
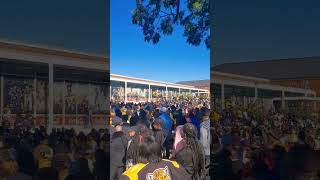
[110,125,128,180]
[174,123,206,180]
[120,136,190,180]
[152,119,165,151]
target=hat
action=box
[160,107,167,113]
[112,116,123,126]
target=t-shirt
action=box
[160,114,172,130]
[120,159,191,180]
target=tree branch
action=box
[174,0,180,22]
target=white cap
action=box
[160,107,167,113]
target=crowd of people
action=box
[110,98,211,180]
[210,106,320,180]
[0,123,109,180]
[2,97,320,180]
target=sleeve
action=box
[200,127,208,149]
[169,162,192,180]
[119,174,130,180]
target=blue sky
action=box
[110,0,210,83]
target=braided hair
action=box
[182,123,205,179]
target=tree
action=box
[132,0,210,48]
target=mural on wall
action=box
[53,81,64,126]
[35,79,48,126]
[127,83,148,102]
[90,83,108,125]
[4,77,34,114]
[3,77,34,127]
[168,88,179,100]
[90,83,108,114]
[151,86,166,102]
[111,81,125,103]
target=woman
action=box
[173,123,206,180]
[0,149,32,180]
[120,136,190,180]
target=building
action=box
[0,40,109,130]
[176,80,210,91]
[213,57,320,95]
[211,57,320,115]
[111,74,209,103]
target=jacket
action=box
[159,113,172,130]
[110,131,128,167]
[174,141,206,180]
[200,120,210,156]
[120,159,191,180]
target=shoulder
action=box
[162,159,181,168]
[7,173,33,180]
[122,163,147,180]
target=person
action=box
[120,136,191,180]
[93,149,107,180]
[159,107,173,158]
[65,158,94,180]
[51,151,71,180]
[33,138,53,169]
[173,123,206,180]
[0,149,33,180]
[36,167,59,180]
[200,108,210,176]
[110,125,128,180]
[152,118,165,151]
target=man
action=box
[120,136,190,180]
[200,108,210,176]
[159,107,172,158]
[0,149,33,180]
[33,138,54,169]
[110,125,128,180]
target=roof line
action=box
[0,38,108,61]
[111,73,208,90]
[213,56,320,67]
[212,71,270,82]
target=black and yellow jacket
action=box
[120,159,191,180]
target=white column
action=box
[178,88,181,96]
[63,80,66,126]
[148,84,151,102]
[33,76,37,118]
[48,63,54,132]
[254,86,258,102]
[165,86,168,100]
[124,81,128,103]
[221,83,225,109]
[281,89,285,109]
[0,76,3,123]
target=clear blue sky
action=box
[110,0,210,83]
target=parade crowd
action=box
[211,105,320,180]
[0,120,109,180]
[1,98,320,180]
[110,98,211,180]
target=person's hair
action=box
[36,167,59,180]
[115,109,122,118]
[182,123,204,175]
[76,158,91,174]
[0,149,18,178]
[137,136,162,164]
[115,125,122,132]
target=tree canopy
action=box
[132,0,210,48]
